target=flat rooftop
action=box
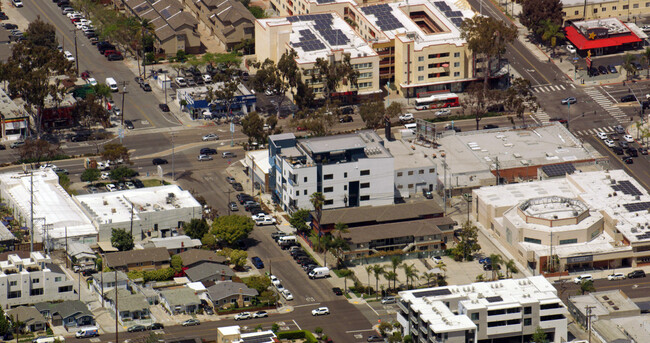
[358,0,474,50]
[75,185,201,224]
[573,17,630,34]
[0,88,24,120]
[0,170,95,240]
[257,12,377,64]
[281,131,392,163]
[433,123,602,188]
[570,290,640,318]
[384,139,437,169]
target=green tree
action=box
[170,254,182,273]
[385,102,403,119]
[384,271,398,291]
[250,58,293,115]
[488,254,504,281]
[451,221,481,261]
[111,228,134,251]
[183,218,210,240]
[643,47,650,79]
[145,332,163,343]
[579,279,595,295]
[372,265,385,299]
[57,172,71,193]
[310,54,359,106]
[505,259,518,278]
[293,108,336,136]
[537,19,564,56]
[310,192,325,242]
[241,111,265,144]
[81,168,101,185]
[208,79,239,120]
[401,264,419,290]
[229,249,248,270]
[210,215,255,247]
[365,265,374,295]
[201,232,217,250]
[18,139,61,164]
[176,50,187,62]
[95,257,103,271]
[622,53,638,81]
[359,97,386,129]
[244,275,271,294]
[289,208,311,234]
[0,307,10,335]
[101,143,131,164]
[531,326,549,343]
[248,6,266,18]
[339,269,354,293]
[332,222,349,239]
[505,77,538,126]
[422,272,436,287]
[520,0,563,35]
[109,166,137,182]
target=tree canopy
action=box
[520,0,563,35]
[182,218,210,240]
[209,215,254,247]
[102,143,131,164]
[111,228,134,251]
[81,168,101,184]
[451,221,481,261]
[109,166,137,181]
[289,209,311,233]
[241,111,265,144]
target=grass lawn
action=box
[142,179,166,187]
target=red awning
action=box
[565,26,642,50]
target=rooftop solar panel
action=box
[623,202,650,212]
[413,288,452,298]
[612,180,642,196]
[486,296,503,303]
[541,164,576,178]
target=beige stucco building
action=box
[561,0,650,22]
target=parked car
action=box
[332,287,343,296]
[197,154,213,161]
[607,273,625,281]
[623,156,634,164]
[312,307,330,316]
[596,132,608,140]
[281,289,294,300]
[124,120,134,129]
[10,141,24,149]
[435,109,451,116]
[140,83,152,92]
[573,274,593,284]
[127,325,146,332]
[423,189,433,199]
[253,311,268,318]
[614,125,626,134]
[234,312,252,320]
[604,139,615,148]
[621,94,637,103]
[367,336,384,342]
[232,182,243,191]
[597,65,608,74]
[105,184,117,192]
[339,115,353,123]
[251,256,264,269]
[159,103,170,112]
[181,319,200,326]
[226,176,236,184]
[202,133,219,141]
[381,297,396,304]
[566,44,576,54]
[623,134,634,143]
[608,65,618,73]
[628,270,646,278]
[152,158,168,165]
[399,113,414,122]
[483,124,499,129]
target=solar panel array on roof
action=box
[412,288,452,298]
[486,296,503,303]
[612,180,642,196]
[240,333,276,343]
[623,202,650,212]
[294,29,326,52]
[134,4,150,13]
[451,18,464,26]
[541,164,576,178]
[637,232,650,240]
[362,4,404,31]
[434,1,451,11]
[316,0,335,3]
[289,13,349,48]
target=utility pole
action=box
[119,81,129,127]
[71,28,79,76]
[129,202,134,238]
[115,269,118,343]
[227,189,232,215]
[585,305,595,343]
[495,157,500,186]
[171,132,175,181]
[442,155,447,215]
[30,170,33,253]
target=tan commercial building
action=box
[123,0,202,54]
[182,0,255,50]
[561,0,650,22]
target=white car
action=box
[100,172,109,180]
[39,163,56,170]
[642,25,650,31]
[566,44,577,54]
[97,161,111,171]
[251,213,267,221]
[573,274,593,284]
[623,134,634,143]
[234,312,252,320]
[202,133,219,141]
[431,256,442,264]
[435,109,451,116]
[607,273,625,281]
[202,74,212,83]
[282,289,293,301]
[255,216,277,226]
[64,51,75,62]
[105,183,117,192]
[67,12,82,18]
[86,78,98,86]
[175,77,187,87]
[12,0,23,7]
[270,275,279,284]
[604,139,615,148]
[311,307,330,316]
[399,113,414,122]
[596,132,608,140]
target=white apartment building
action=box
[0,252,76,308]
[269,131,395,212]
[398,276,567,343]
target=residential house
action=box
[122,0,202,54]
[67,242,96,270]
[91,271,129,300]
[206,282,258,309]
[0,88,28,142]
[159,288,201,314]
[143,235,202,255]
[218,326,277,343]
[6,307,46,332]
[183,0,255,49]
[34,300,95,328]
[105,288,151,322]
[178,249,227,268]
[185,261,234,283]
[0,252,75,307]
[104,247,170,272]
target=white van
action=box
[308,267,330,279]
[105,77,118,92]
[75,326,99,338]
[33,336,65,343]
[278,235,296,245]
[404,123,417,133]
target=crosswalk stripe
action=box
[570,84,576,88]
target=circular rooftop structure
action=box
[518,196,590,227]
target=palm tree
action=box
[138,19,155,78]
[339,269,354,293]
[643,47,650,79]
[579,280,595,295]
[537,19,564,57]
[310,192,325,244]
[372,265,385,299]
[365,265,374,295]
[505,259,519,278]
[332,222,349,238]
[401,264,419,290]
[622,53,638,81]
[435,261,447,276]
[489,254,504,281]
[422,272,436,287]
[384,271,398,292]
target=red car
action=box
[296,126,306,131]
[80,71,90,80]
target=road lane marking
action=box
[294,303,321,308]
[507,43,552,84]
[364,302,380,316]
[292,319,301,330]
[345,328,376,333]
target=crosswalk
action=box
[583,87,627,122]
[532,84,576,93]
[573,125,621,137]
[533,108,550,123]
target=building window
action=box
[344,185,347,190]
[623,4,628,9]
[613,5,617,9]
[304,177,308,182]
[429,168,435,173]
[408,184,414,188]
[55,277,62,282]
[9,281,17,286]
[357,82,372,88]
[324,187,333,193]
[408,171,414,175]
[453,52,460,58]
[418,170,424,174]
[360,170,370,176]
[524,237,542,244]
[418,66,424,71]
[454,72,460,77]
[418,56,424,62]
[344,172,347,178]
[418,76,424,81]
[8,291,21,299]
[324,199,333,205]
[32,278,40,284]
[524,306,532,314]
[541,314,565,321]
[559,238,577,245]
[360,183,370,189]
[601,7,606,11]
[30,289,44,296]
[471,313,479,320]
[360,195,370,201]
[304,190,307,195]
[454,62,460,67]
[574,10,579,14]
[397,185,403,189]
[524,318,532,326]
[633,3,639,8]
[324,174,333,180]
[593,8,597,13]
[397,172,403,177]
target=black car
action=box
[341,106,354,115]
[621,94,637,103]
[623,156,634,164]
[612,146,624,155]
[339,115,353,123]
[200,147,217,155]
[148,323,164,330]
[367,336,384,342]
[627,147,638,157]
[232,182,243,191]
[133,179,145,188]
[483,124,499,129]
[107,54,124,61]
[141,83,152,92]
[332,287,343,296]
[152,158,168,165]
[159,103,170,112]
[608,65,618,73]
[0,12,9,20]
[124,120,134,130]
[588,67,599,77]
[2,23,18,30]
[128,325,147,332]
[237,194,253,204]
[597,65,608,74]
[628,270,646,278]
[423,189,433,199]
